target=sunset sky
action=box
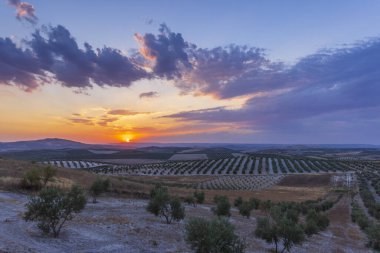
[1,0,380,144]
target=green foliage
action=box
[20,168,42,190]
[194,191,205,204]
[259,200,272,213]
[23,186,86,237]
[147,185,185,224]
[185,217,245,253]
[234,197,243,207]
[41,166,56,186]
[238,201,254,218]
[367,225,380,250]
[351,202,370,230]
[255,206,305,253]
[184,195,196,206]
[212,195,231,217]
[89,178,110,203]
[248,197,261,210]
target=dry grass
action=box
[0,158,332,204]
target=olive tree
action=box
[24,186,86,237]
[212,195,231,217]
[194,191,205,204]
[89,178,110,203]
[41,166,56,186]
[147,185,185,224]
[255,206,305,253]
[186,217,245,253]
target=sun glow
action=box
[120,133,134,143]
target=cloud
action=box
[69,118,93,125]
[107,109,145,116]
[139,91,158,99]
[0,37,43,91]
[134,23,192,78]
[7,0,38,24]
[165,39,380,134]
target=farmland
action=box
[1,147,380,252]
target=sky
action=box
[0,0,380,144]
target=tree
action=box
[238,201,254,218]
[212,195,231,217]
[20,168,42,190]
[41,166,56,186]
[89,178,110,203]
[184,195,196,206]
[234,197,243,207]
[367,225,380,250]
[147,185,185,224]
[23,185,86,237]
[248,197,261,210]
[255,206,305,253]
[194,191,205,204]
[304,209,329,236]
[186,217,245,253]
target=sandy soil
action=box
[0,191,372,253]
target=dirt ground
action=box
[0,191,372,253]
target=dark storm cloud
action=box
[139,91,158,99]
[7,0,38,24]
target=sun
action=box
[125,137,131,143]
[119,133,134,143]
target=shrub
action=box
[20,169,42,190]
[212,195,231,217]
[255,206,305,253]
[184,195,196,206]
[89,178,110,203]
[185,217,245,253]
[41,166,56,186]
[194,191,205,204]
[147,185,185,224]
[306,209,329,232]
[249,197,261,210]
[238,201,254,218]
[367,225,380,250]
[234,196,243,207]
[23,186,86,237]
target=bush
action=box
[249,197,261,210]
[255,206,305,253]
[306,209,329,232]
[234,196,243,207]
[20,169,42,190]
[185,217,245,253]
[367,225,380,250]
[147,185,185,224]
[41,166,56,186]
[184,195,196,206]
[238,201,254,218]
[23,186,86,237]
[194,191,205,204]
[89,178,110,203]
[212,195,231,217]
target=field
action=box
[0,148,379,253]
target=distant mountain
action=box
[0,138,94,152]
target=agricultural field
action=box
[2,151,380,253]
[46,155,354,176]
